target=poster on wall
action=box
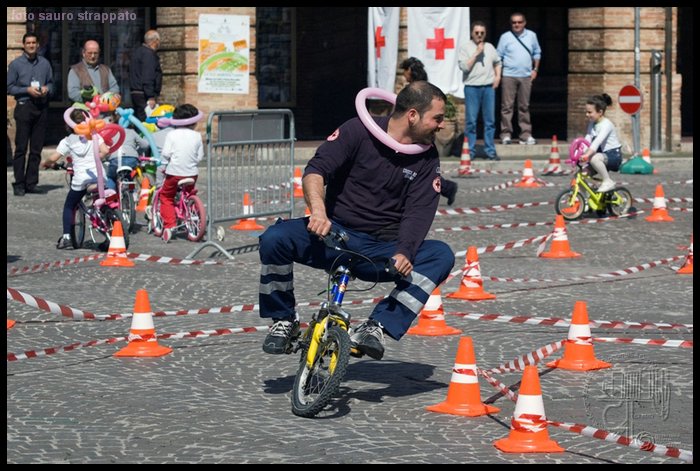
[198,14,250,94]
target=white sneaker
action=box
[597,179,616,193]
[501,136,512,145]
[162,228,172,243]
[519,136,536,145]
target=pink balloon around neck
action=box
[354,88,431,155]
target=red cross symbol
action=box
[426,28,454,60]
[375,26,386,58]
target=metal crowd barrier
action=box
[187,109,295,259]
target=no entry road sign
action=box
[618,85,643,115]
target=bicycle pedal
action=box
[349,346,365,358]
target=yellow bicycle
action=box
[555,137,633,220]
[290,229,397,417]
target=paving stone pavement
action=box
[7,158,693,464]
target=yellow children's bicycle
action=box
[290,229,397,418]
[555,137,633,220]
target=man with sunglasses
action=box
[496,12,541,146]
[458,21,502,161]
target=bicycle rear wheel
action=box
[555,189,585,220]
[118,181,137,234]
[150,191,164,237]
[102,207,130,250]
[291,324,350,418]
[184,195,206,241]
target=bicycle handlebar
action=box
[323,229,399,277]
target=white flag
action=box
[367,7,400,91]
[407,7,470,99]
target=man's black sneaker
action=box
[13,185,25,196]
[262,318,300,354]
[350,319,386,360]
[442,179,458,206]
[56,235,73,250]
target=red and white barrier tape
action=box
[435,210,642,234]
[477,368,518,402]
[483,340,564,374]
[7,287,100,320]
[127,252,222,265]
[468,179,521,193]
[6,324,293,362]
[634,196,693,203]
[484,255,684,284]
[8,253,105,278]
[548,421,693,463]
[435,201,552,217]
[447,311,692,331]
[454,233,550,259]
[592,337,693,348]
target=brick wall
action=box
[156,6,258,128]
[568,7,681,152]
[7,7,28,142]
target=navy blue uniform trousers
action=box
[259,217,455,340]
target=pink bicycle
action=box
[149,178,207,242]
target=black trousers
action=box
[131,92,148,122]
[13,101,48,190]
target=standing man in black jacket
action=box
[130,29,162,122]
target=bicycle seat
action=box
[177,178,196,187]
[116,165,133,174]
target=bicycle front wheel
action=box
[607,187,633,217]
[70,205,86,249]
[184,195,206,242]
[555,188,585,221]
[291,324,350,418]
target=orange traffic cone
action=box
[542,135,563,175]
[458,136,473,176]
[494,365,564,453]
[427,336,500,416]
[641,148,658,173]
[447,246,496,300]
[293,167,304,198]
[514,160,543,187]
[546,301,612,371]
[540,215,581,259]
[114,289,172,357]
[677,234,693,275]
[645,184,674,222]
[231,193,265,230]
[136,177,150,213]
[100,220,135,267]
[7,319,16,330]
[407,287,462,336]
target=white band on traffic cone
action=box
[450,363,478,384]
[567,323,592,345]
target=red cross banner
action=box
[407,7,470,98]
[367,7,400,91]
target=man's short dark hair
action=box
[393,81,446,117]
[22,32,39,44]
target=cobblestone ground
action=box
[7,158,693,464]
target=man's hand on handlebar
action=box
[391,253,412,277]
[307,212,332,239]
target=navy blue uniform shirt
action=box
[305,116,442,261]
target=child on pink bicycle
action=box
[158,103,204,242]
[580,93,623,193]
[42,109,110,249]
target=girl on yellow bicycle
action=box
[581,93,623,193]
